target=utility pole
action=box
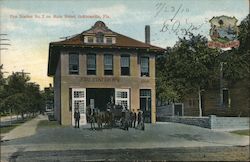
[0,33,11,66]
[16,69,31,77]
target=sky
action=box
[0,0,249,89]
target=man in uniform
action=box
[74,108,80,128]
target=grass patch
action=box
[37,120,61,129]
[231,129,250,136]
[0,117,34,134]
[1,124,21,134]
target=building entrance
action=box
[86,88,115,111]
[140,89,151,123]
[71,88,87,126]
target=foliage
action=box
[221,14,250,83]
[0,71,44,117]
[156,14,249,102]
[157,33,220,101]
[230,129,250,136]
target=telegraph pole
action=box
[0,33,11,66]
[16,69,31,77]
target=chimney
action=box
[145,25,150,44]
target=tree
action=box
[156,33,220,116]
[156,14,250,116]
[0,65,7,114]
[222,14,250,84]
[0,65,5,87]
[25,82,43,115]
[3,93,30,119]
[1,71,44,117]
[5,72,30,96]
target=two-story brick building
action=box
[47,21,165,125]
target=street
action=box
[1,115,249,161]
[7,146,250,162]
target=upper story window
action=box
[104,54,113,75]
[87,36,94,43]
[96,32,104,43]
[106,37,112,44]
[87,54,96,75]
[121,55,130,76]
[69,53,79,75]
[140,56,149,77]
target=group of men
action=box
[120,108,145,131]
[74,105,145,131]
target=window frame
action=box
[106,37,113,44]
[96,32,104,43]
[104,54,113,75]
[120,54,130,76]
[140,56,150,77]
[69,52,79,75]
[87,36,94,43]
[87,54,96,75]
[222,88,230,108]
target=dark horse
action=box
[86,107,113,129]
[87,103,127,130]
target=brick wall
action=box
[183,80,249,117]
[157,115,250,130]
[157,116,210,128]
[210,115,250,130]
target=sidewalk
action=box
[2,115,45,141]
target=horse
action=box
[86,107,96,130]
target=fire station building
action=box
[48,21,165,125]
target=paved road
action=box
[1,115,249,161]
[6,146,250,162]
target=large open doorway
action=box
[86,88,115,111]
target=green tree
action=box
[3,93,30,119]
[222,14,250,84]
[0,65,7,115]
[1,71,44,117]
[156,14,250,116]
[156,33,220,116]
[25,82,43,115]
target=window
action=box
[140,56,149,77]
[121,55,130,76]
[87,37,94,43]
[87,54,96,75]
[69,88,72,111]
[69,53,79,75]
[106,37,112,44]
[222,89,229,108]
[104,54,113,75]
[96,32,104,43]
[188,99,196,107]
[115,89,130,109]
